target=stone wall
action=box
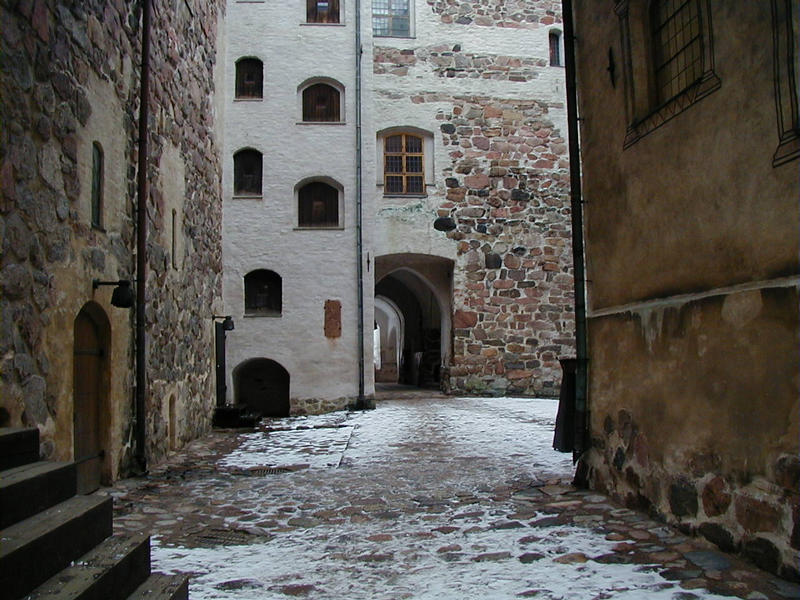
[0,0,224,477]
[372,0,574,397]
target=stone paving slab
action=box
[103,397,799,599]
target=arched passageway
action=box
[234,358,290,417]
[374,254,453,389]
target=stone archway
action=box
[233,358,290,417]
[375,254,454,388]
[73,302,111,494]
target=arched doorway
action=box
[234,358,290,417]
[73,302,110,494]
[375,296,404,383]
[375,254,454,388]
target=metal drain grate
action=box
[186,527,260,548]
[245,466,292,476]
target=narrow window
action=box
[651,0,704,105]
[372,0,410,37]
[302,84,341,122]
[171,209,178,270]
[549,30,562,67]
[384,133,424,194]
[233,149,263,196]
[91,142,103,228]
[298,181,339,227]
[307,0,339,23]
[244,270,282,316]
[235,58,263,99]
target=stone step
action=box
[0,494,113,599]
[0,427,39,471]
[0,461,76,528]
[127,573,189,600]
[24,532,151,600]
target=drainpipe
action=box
[353,0,370,409]
[134,0,152,472]
[561,0,590,465]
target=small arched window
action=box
[235,58,263,99]
[307,0,339,23]
[244,270,282,316]
[302,83,341,122]
[298,181,339,227]
[233,149,263,196]
[549,30,562,67]
[91,142,103,228]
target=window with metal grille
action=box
[549,30,562,67]
[384,133,424,194]
[298,182,339,227]
[233,149,262,196]
[244,270,282,316]
[91,142,103,228]
[307,0,339,23]
[235,58,263,99]
[651,0,704,105]
[302,84,341,122]
[372,0,410,37]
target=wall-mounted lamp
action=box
[93,279,134,308]
[212,315,235,331]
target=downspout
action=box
[135,0,153,471]
[561,0,590,465]
[353,0,368,409]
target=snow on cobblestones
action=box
[111,396,785,599]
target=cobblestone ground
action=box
[105,396,800,600]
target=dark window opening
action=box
[372,0,410,37]
[384,133,424,194]
[651,0,704,105]
[549,31,562,67]
[302,83,341,122]
[235,58,263,99]
[91,142,103,228]
[233,149,263,196]
[307,0,339,23]
[298,182,339,227]
[244,269,282,316]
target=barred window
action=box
[235,58,263,99]
[244,270,282,316]
[302,83,341,122]
[384,133,424,194]
[651,0,704,105]
[233,149,263,196]
[299,182,339,227]
[307,0,339,23]
[372,0,410,37]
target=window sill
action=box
[293,225,344,231]
[623,70,721,149]
[243,312,282,318]
[231,194,263,200]
[91,223,106,233]
[296,121,347,126]
[374,34,415,39]
[381,194,428,199]
[234,97,264,102]
[300,22,345,27]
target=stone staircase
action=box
[0,427,189,600]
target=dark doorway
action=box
[234,358,290,417]
[73,303,109,494]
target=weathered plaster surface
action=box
[574,0,800,579]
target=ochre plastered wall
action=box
[573,0,799,579]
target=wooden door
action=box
[73,309,104,494]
